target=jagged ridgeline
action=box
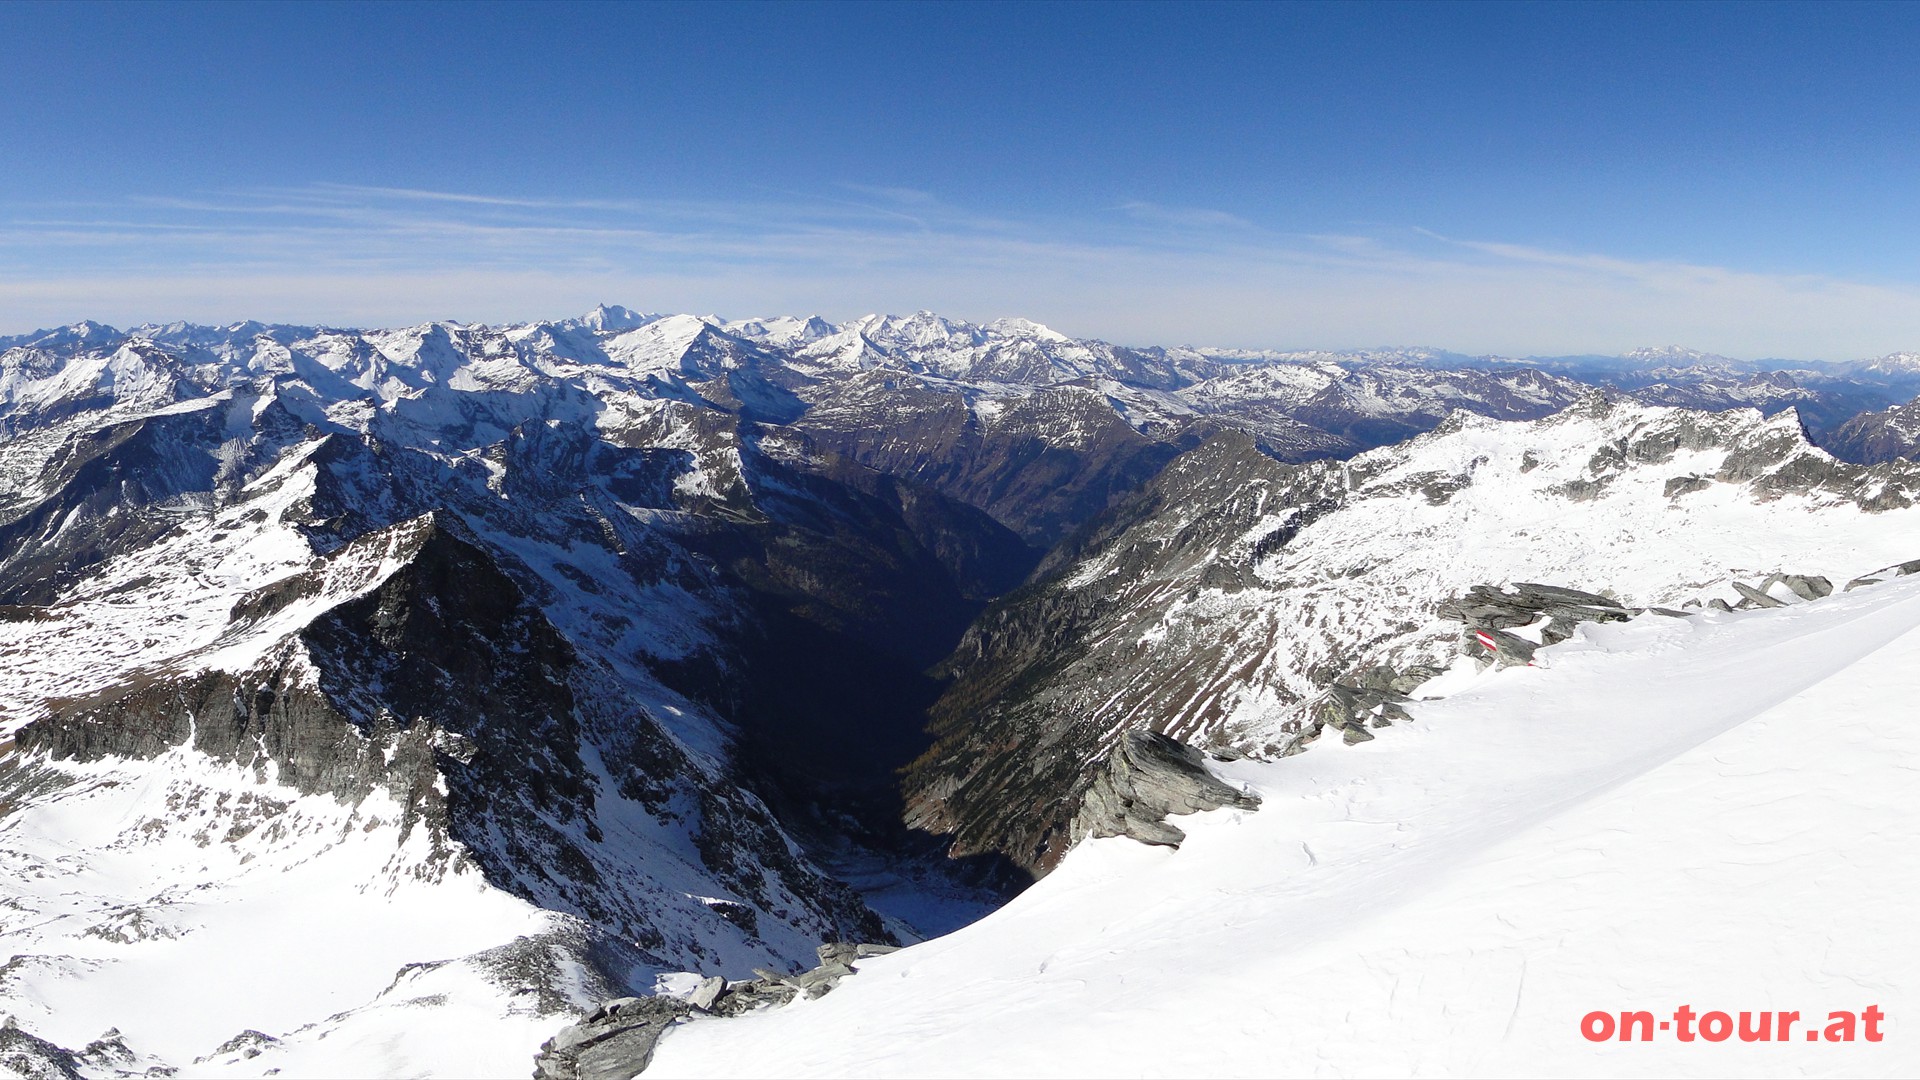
[6,312,1920,1070]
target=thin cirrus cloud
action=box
[0,183,1917,361]
[836,183,941,207]
[1117,201,1254,231]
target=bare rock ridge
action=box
[1070,730,1261,849]
[1298,584,1636,745]
[903,430,1339,873]
[1438,582,1635,667]
[533,998,689,1080]
[532,941,901,1080]
[1308,671,1426,746]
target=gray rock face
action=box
[0,1018,83,1080]
[1825,396,1920,464]
[684,976,725,1012]
[1310,680,1415,744]
[1444,571,1851,660]
[10,515,602,899]
[904,432,1341,874]
[1438,581,1633,664]
[197,1029,280,1063]
[709,977,797,1016]
[1779,574,1834,601]
[1071,730,1261,850]
[533,997,690,1080]
[2,505,894,969]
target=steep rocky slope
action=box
[1824,395,1920,464]
[905,394,1920,872]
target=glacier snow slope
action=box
[650,573,1920,1078]
[0,748,561,1076]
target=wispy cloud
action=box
[837,183,940,206]
[1116,201,1253,230]
[2,184,1919,360]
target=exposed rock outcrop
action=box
[0,1018,83,1080]
[1071,730,1262,849]
[1438,581,1634,665]
[1310,681,1414,744]
[1695,572,1838,611]
[532,941,901,1080]
[1845,559,1920,591]
[532,997,690,1080]
[4,511,893,967]
[13,515,595,885]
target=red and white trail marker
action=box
[1473,630,1497,651]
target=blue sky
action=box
[4,0,1920,357]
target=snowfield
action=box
[650,573,1920,1078]
[0,746,565,1077]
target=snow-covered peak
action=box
[984,316,1072,343]
[720,314,839,347]
[0,319,123,353]
[363,321,473,378]
[601,312,746,376]
[788,326,894,372]
[578,303,654,333]
[849,311,988,351]
[1852,350,1920,375]
[1621,344,1742,366]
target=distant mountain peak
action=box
[1854,351,1920,373]
[580,303,653,332]
[1622,345,1740,366]
[985,317,1072,342]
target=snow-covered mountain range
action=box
[2,308,1918,1077]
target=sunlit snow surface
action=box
[0,746,564,1077]
[650,577,1920,1078]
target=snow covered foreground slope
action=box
[0,751,570,1077]
[651,575,1920,1078]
